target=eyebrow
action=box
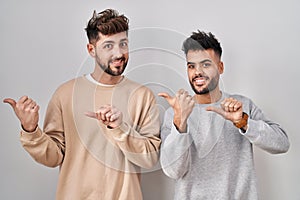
[101,38,128,45]
[102,41,114,45]
[120,38,128,42]
[187,59,212,65]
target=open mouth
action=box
[193,76,208,86]
[112,60,123,66]
[110,57,125,66]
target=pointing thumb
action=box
[206,106,225,117]
[3,98,17,109]
[85,111,97,119]
[158,92,171,99]
[158,92,173,104]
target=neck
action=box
[194,88,222,104]
[91,67,123,85]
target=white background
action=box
[0,0,299,199]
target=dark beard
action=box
[99,57,128,76]
[190,75,219,95]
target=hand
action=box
[3,96,39,132]
[158,89,195,132]
[85,105,123,129]
[206,97,244,124]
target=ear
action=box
[87,43,96,57]
[218,61,224,74]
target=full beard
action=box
[99,57,128,76]
[190,75,219,95]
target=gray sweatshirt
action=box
[160,92,289,200]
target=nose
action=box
[112,46,123,59]
[195,65,204,75]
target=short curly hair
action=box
[85,9,129,44]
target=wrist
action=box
[21,124,38,133]
[173,118,187,133]
[106,122,121,129]
[233,112,248,129]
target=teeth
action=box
[195,79,205,84]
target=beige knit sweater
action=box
[20,76,161,200]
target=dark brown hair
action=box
[85,9,129,44]
[182,30,222,58]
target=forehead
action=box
[186,49,218,62]
[97,31,128,44]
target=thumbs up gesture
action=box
[3,96,39,132]
[158,89,195,133]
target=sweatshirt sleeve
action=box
[160,109,193,180]
[20,90,65,168]
[106,89,161,169]
[242,99,290,154]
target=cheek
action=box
[124,52,129,59]
[187,69,194,79]
[96,51,111,61]
[207,69,219,79]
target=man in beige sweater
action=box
[3,9,161,200]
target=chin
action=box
[193,87,210,95]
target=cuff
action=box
[240,119,261,143]
[239,123,249,135]
[106,122,130,141]
[20,126,42,141]
[164,123,192,149]
[171,123,189,136]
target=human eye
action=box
[120,41,128,48]
[187,64,195,69]
[103,43,113,49]
[202,62,211,68]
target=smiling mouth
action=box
[193,76,208,86]
[111,57,125,65]
[112,60,123,66]
[194,78,205,85]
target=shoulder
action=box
[57,78,76,90]
[226,92,258,113]
[54,78,76,95]
[227,93,253,104]
[51,76,86,100]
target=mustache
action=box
[192,75,209,82]
[110,57,126,63]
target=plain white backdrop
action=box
[1,0,299,199]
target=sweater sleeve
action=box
[242,99,290,154]
[106,90,161,169]
[20,90,65,168]
[160,109,192,180]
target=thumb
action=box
[206,106,225,117]
[3,98,17,109]
[158,92,173,105]
[85,111,97,119]
[158,92,171,99]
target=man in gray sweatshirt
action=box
[158,30,290,200]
